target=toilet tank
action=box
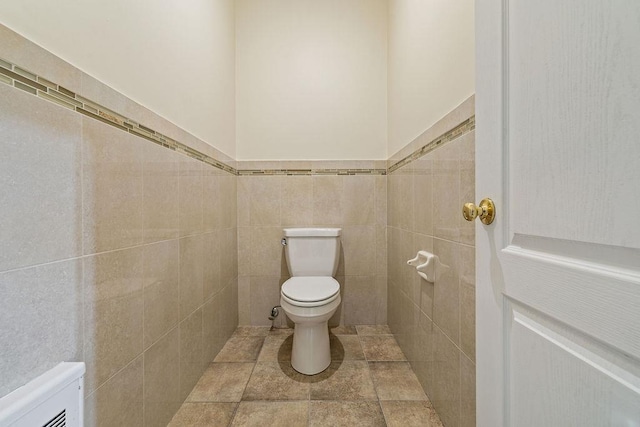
[283,228,341,276]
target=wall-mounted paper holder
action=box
[406,251,447,283]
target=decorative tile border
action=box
[237,168,386,176]
[387,116,475,174]
[1,56,471,177]
[0,57,237,175]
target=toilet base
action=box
[280,295,341,375]
[291,321,331,375]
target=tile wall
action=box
[0,23,476,427]
[0,25,238,427]
[237,163,387,326]
[387,96,476,427]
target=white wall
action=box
[0,0,236,158]
[387,0,475,157]
[235,0,387,160]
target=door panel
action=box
[508,303,640,426]
[476,0,640,425]
[508,0,640,247]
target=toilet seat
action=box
[281,277,340,307]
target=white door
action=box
[475,1,640,426]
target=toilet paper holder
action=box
[406,251,447,283]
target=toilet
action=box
[280,227,341,375]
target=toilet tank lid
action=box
[283,228,341,237]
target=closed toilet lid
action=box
[281,277,340,302]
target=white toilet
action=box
[280,227,341,375]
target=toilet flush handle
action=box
[281,238,287,246]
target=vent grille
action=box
[42,409,66,427]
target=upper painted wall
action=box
[387,0,475,157]
[236,0,387,160]
[0,0,236,158]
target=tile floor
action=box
[168,325,443,427]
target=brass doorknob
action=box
[462,198,496,225]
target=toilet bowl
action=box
[280,276,341,374]
[279,228,341,375]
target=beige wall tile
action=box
[83,247,144,394]
[143,240,180,349]
[342,226,376,276]
[376,242,387,282]
[343,175,375,225]
[178,156,203,237]
[432,143,461,242]
[250,227,286,277]
[237,177,251,226]
[412,313,436,399]
[375,275,388,324]
[432,238,460,345]
[237,227,251,277]
[280,176,313,226]
[250,276,282,326]
[0,29,239,427]
[179,235,204,320]
[458,132,476,246]
[396,169,415,231]
[143,141,180,243]
[387,105,475,427]
[460,355,476,427]
[220,283,238,338]
[179,309,205,401]
[413,157,434,235]
[0,260,83,397]
[203,166,222,232]
[220,174,237,229]
[85,356,143,427]
[238,276,251,325]
[312,175,343,225]
[0,85,82,272]
[203,231,222,300]
[82,118,144,254]
[459,244,475,361]
[220,227,238,287]
[143,327,181,427]
[342,275,378,325]
[202,294,225,364]
[375,175,387,226]
[249,176,281,226]
[432,327,461,427]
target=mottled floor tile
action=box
[310,361,377,401]
[380,401,443,427]
[369,362,428,401]
[231,401,308,427]
[257,333,293,362]
[233,326,271,337]
[269,327,295,336]
[187,363,254,402]
[360,336,407,361]
[330,325,358,335]
[356,325,392,335]
[214,336,265,362]
[330,334,365,361]
[168,402,237,427]
[309,401,386,426]
[242,362,310,400]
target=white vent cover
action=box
[0,363,85,427]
